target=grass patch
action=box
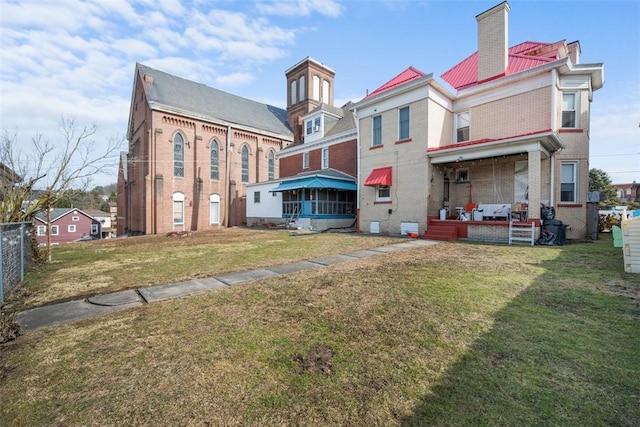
[8,228,403,310]
[1,233,639,426]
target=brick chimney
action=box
[476,1,510,82]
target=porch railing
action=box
[282,201,355,217]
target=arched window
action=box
[210,140,219,180]
[173,192,184,225]
[173,133,184,177]
[209,194,220,224]
[322,80,330,103]
[241,145,249,183]
[268,150,275,180]
[290,80,297,104]
[312,75,320,101]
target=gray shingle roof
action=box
[137,63,292,137]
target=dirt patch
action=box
[293,343,335,376]
[0,309,22,344]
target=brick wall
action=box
[471,87,551,141]
[123,76,289,235]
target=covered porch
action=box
[271,170,357,230]
[425,131,563,243]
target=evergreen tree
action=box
[589,168,618,209]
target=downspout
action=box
[193,125,200,231]
[149,128,154,234]
[550,151,556,207]
[224,125,232,227]
[550,68,558,207]
[353,108,361,232]
[551,68,558,130]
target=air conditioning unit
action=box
[313,125,320,132]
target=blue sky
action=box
[1,0,639,187]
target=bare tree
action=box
[1,116,124,261]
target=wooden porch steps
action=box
[423,224,458,241]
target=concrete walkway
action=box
[17,239,440,331]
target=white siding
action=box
[246,182,282,219]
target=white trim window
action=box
[37,225,46,236]
[72,216,79,222]
[307,117,321,135]
[50,225,59,236]
[372,115,382,147]
[68,225,76,233]
[376,186,391,202]
[173,192,185,225]
[562,92,578,128]
[321,147,329,169]
[456,112,470,142]
[560,161,578,203]
[91,224,99,235]
[210,194,220,224]
[302,152,309,169]
[399,106,410,140]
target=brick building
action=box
[119,63,292,235]
[246,58,358,230]
[351,1,604,241]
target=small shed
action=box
[621,216,640,273]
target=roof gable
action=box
[134,63,292,137]
[441,41,563,90]
[35,208,97,223]
[365,66,427,99]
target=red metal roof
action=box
[441,41,561,90]
[426,128,554,152]
[364,67,427,99]
[364,167,392,186]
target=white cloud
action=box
[255,0,344,17]
[215,72,256,88]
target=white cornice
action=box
[276,130,357,158]
[428,131,564,164]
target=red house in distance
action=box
[34,208,102,245]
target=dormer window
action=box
[306,117,321,135]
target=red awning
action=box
[364,167,392,187]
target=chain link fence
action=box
[0,222,36,303]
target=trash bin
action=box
[439,208,447,220]
[473,209,483,221]
[544,219,567,245]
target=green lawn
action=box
[1,231,638,426]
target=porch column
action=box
[527,149,541,221]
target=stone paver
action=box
[87,289,141,306]
[17,299,143,331]
[138,278,228,303]
[215,268,280,286]
[309,254,357,266]
[342,249,384,258]
[266,261,323,275]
